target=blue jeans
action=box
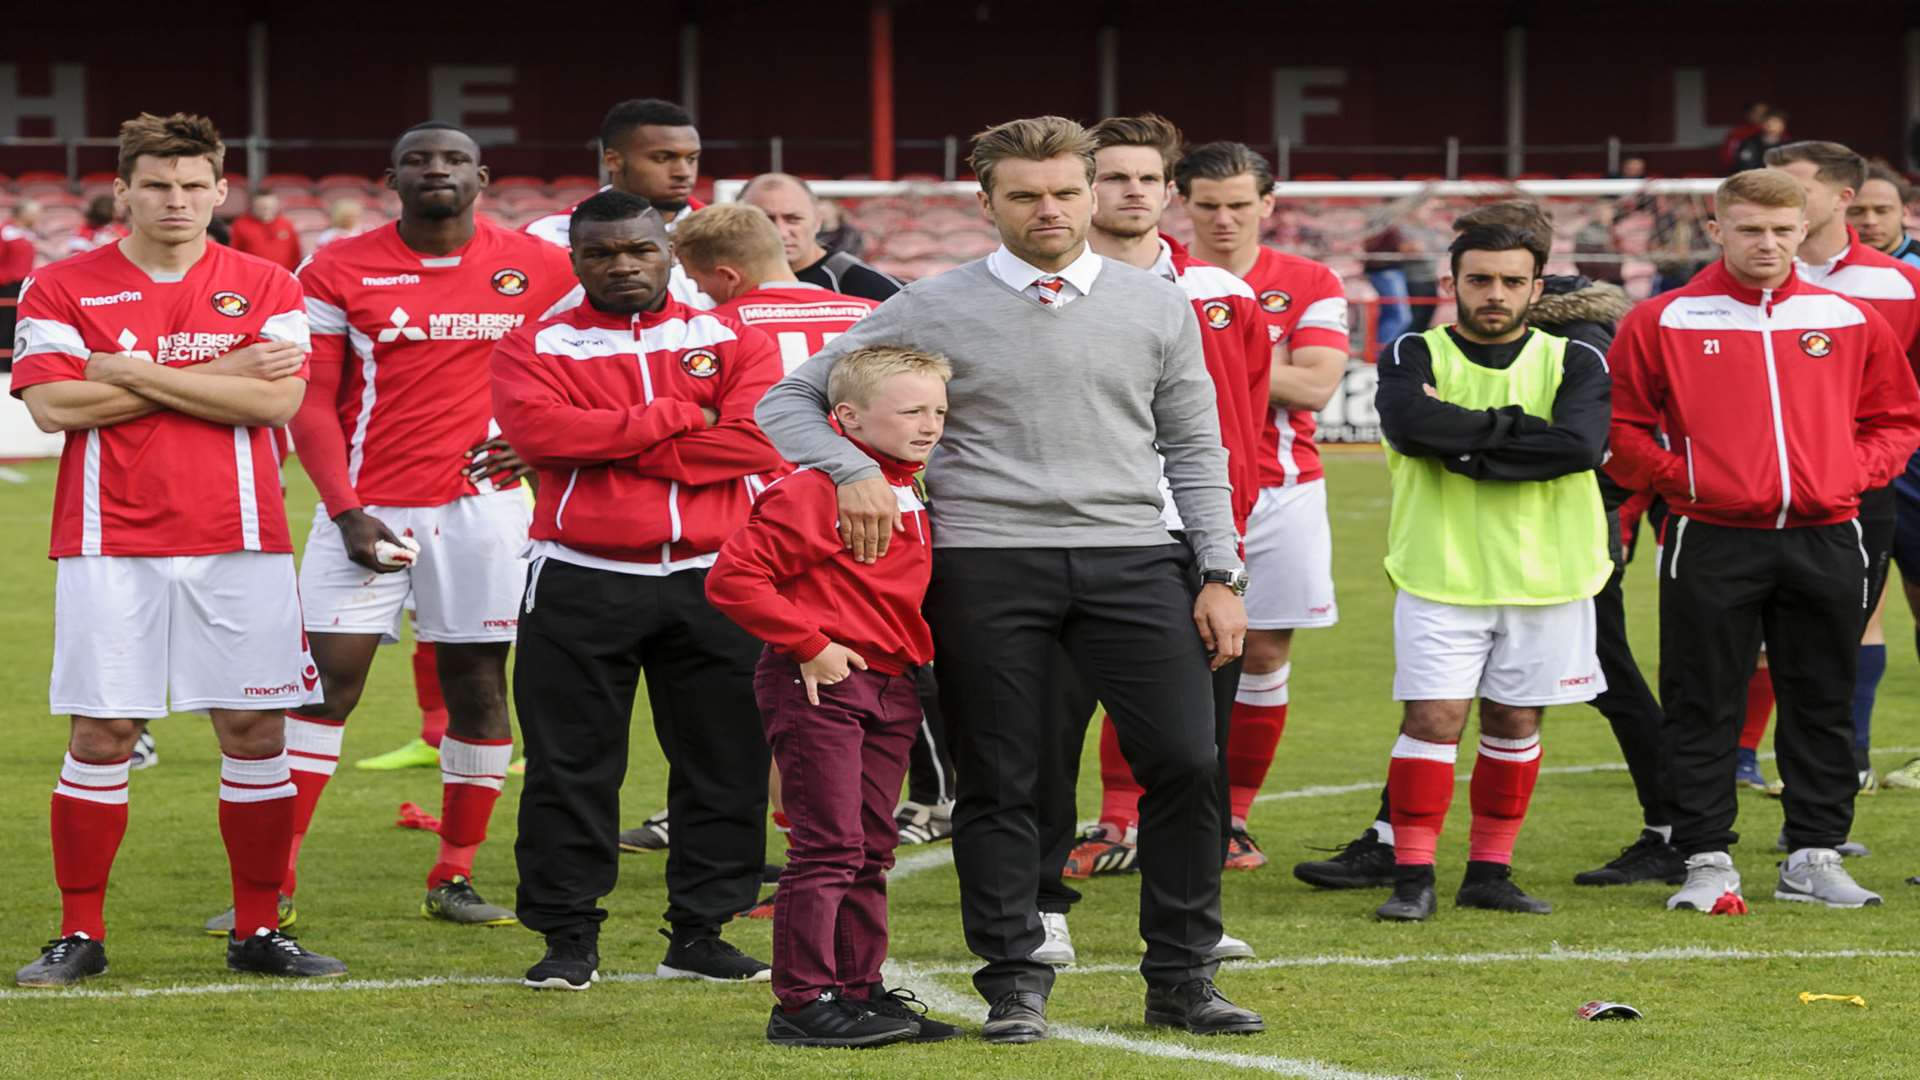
[1368,269,1411,356]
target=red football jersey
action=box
[296,220,577,509]
[713,282,878,374]
[1240,246,1349,488]
[10,242,311,558]
[1799,231,1920,377]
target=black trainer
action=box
[858,986,960,1043]
[226,928,347,977]
[656,927,770,982]
[524,933,599,990]
[982,990,1048,1044]
[1573,829,1687,886]
[1375,865,1438,922]
[15,935,108,987]
[767,990,918,1048]
[1455,861,1553,914]
[1145,978,1266,1035]
[1292,828,1396,889]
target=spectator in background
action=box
[229,191,301,269]
[1610,156,1649,181]
[1574,208,1625,286]
[740,173,901,302]
[1403,235,1440,334]
[1,200,40,370]
[315,197,366,249]
[1720,101,1771,170]
[66,196,127,256]
[1364,225,1413,355]
[1731,110,1789,173]
[1849,164,1919,268]
[815,197,865,257]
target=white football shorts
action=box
[299,490,530,644]
[1243,480,1338,630]
[51,551,313,718]
[1391,589,1604,706]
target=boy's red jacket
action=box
[705,443,933,674]
[490,297,784,567]
[1607,260,1920,529]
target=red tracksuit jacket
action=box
[705,443,933,675]
[1607,260,1920,529]
[1164,233,1269,534]
[490,297,784,566]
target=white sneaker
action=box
[1205,931,1255,962]
[129,730,158,771]
[1031,912,1075,967]
[894,799,955,845]
[1667,851,1741,911]
[1775,849,1883,908]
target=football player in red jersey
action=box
[677,203,878,372]
[1178,143,1354,871]
[11,112,345,986]
[525,98,711,310]
[251,122,578,932]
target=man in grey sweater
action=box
[755,116,1263,1042]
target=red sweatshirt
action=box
[1608,260,1920,529]
[705,445,933,674]
[490,297,784,568]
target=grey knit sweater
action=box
[753,255,1239,570]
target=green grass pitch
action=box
[2,452,1918,1078]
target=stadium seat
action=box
[1349,173,1394,182]
[489,176,545,191]
[1293,173,1340,182]
[260,173,317,193]
[1403,172,1445,181]
[1567,171,1606,180]
[1462,173,1506,182]
[1516,172,1554,181]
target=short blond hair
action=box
[118,112,225,181]
[829,346,954,409]
[970,116,1097,195]
[1717,169,1807,215]
[672,203,787,271]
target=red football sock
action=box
[51,753,131,941]
[1096,715,1142,837]
[413,641,448,748]
[430,735,512,887]
[1227,664,1290,822]
[280,712,343,897]
[1467,733,1542,865]
[1740,667,1774,752]
[1387,735,1458,867]
[219,752,297,938]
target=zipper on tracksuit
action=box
[632,312,680,566]
[1757,289,1793,529]
[1668,517,1689,579]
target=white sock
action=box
[1372,819,1395,846]
[1649,824,1672,842]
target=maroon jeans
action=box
[754,649,922,1009]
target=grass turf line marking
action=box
[888,944,1920,980]
[903,977,1414,1080]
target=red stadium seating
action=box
[259,173,317,193]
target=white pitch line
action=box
[887,944,1920,981]
[901,975,1413,1080]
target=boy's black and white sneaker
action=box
[1455,861,1553,914]
[858,986,960,1042]
[1573,829,1686,886]
[767,990,919,1048]
[226,928,347,978]
[15,934,108,987]
[1293,828,1396,889]
[656,927,771,982]
[524,933,599,990]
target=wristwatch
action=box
[1201,568,1249,596]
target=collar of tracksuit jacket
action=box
[1695,257,1807,312]
[847,437,924,489]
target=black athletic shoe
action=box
[1455,861,1553,914]
[226,928,347,977]
[982,990,1049,1044]
[1375,865,1437,922]
[15,935,107,987]
[766,990,919,1048]
[1144,978,1266,1035]
[858,986,960,1043]
[1573,829,1687,886]
[1293,828,1396,889]
[523,933,599,991]
[656,927,771,982]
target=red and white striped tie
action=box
[1033,275,1066,306]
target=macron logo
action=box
[80,290,143,308]
[361,274,421,287]
[376,307,429,342]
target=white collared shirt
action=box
[1147,236,1178,283]
[986,242,1103,308]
